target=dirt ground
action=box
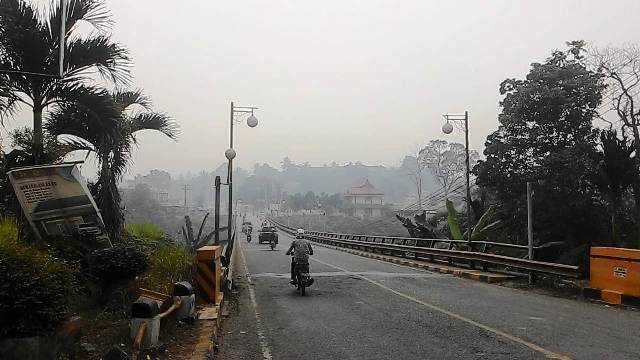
[64,310,201,359]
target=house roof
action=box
[346,179,384,196]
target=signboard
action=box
[613,266,627,278]
[8,163,110,244]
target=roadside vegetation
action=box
[0,0,189,357]
[396,41,640,267]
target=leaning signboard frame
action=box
[7,163,110,245]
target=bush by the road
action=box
[139,243,194,294]
[126,222,196,295]
[88,244,149,288]
[0,217,77,338]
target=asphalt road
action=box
[217,224,640,360]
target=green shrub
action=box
[139,244,194,294]
[0,216,18,243]
[0,224,76,338]
[125,223,165,242]
[88,244,149,288]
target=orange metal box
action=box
[590,247,640,298]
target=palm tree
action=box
[0,0,130,163]
[47,89,178,240]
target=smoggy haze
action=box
[6,0,640,176]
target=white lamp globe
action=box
[225,148,237,160]
[247,115,258,128]
[442,122,454,134]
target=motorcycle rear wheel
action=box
[296,273,305,296]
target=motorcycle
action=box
[269,238,276,250]
[291,258,314,296]
[246,227,253,243]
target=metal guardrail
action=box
[269,218,582,279]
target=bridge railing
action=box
[269,218,582,279]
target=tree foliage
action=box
[0,0,130,162]
[47,89,178,240]
[419,140,479,197]
[475,42,607,247]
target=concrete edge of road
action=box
[582,287,640,307]
[191,284,226,359]
[191,239,240,358]
[311,241,514,284]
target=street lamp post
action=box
[442,111,472,250]
[226,101,258,243]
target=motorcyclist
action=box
[286,229,314,285]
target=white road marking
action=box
[238,240,273,360]
[251,271,444,278]
[310,256,570,360]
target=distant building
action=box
[344,179,384,218]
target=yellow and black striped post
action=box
[195,245,222,305]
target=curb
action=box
[312,241,513,284]
[192,240,239,358]
[582,287,640,307]
[191,293,225,359]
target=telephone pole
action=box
[183,184,190,208]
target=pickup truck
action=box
[258,226,279,245]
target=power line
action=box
[401,179,467,211]
[401,180,462,211]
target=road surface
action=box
[217,225,640,360]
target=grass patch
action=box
[0,216,18,244]
[125,223,165,241]
[139,243,195,295]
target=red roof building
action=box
[344,179,384,218]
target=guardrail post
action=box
[195,245,223,305]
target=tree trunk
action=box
[32,105,43,164]
[632,129,640,248]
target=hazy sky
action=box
[8,1,640,177]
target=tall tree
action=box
[591,44,640,244]
[592,129,636,244]
[475,41,606,247]
[419,139,479,198]
[405,152,426,211]
[0,0,130,163]
[47,89,178,240]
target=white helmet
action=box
[296,228,305,238]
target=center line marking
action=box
[310,256,570,360]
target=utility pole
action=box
[527,181,536,284]
[214,176,221,244]
[183,185,190,208]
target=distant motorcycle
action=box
[246,226,253,243]
[269,238,276,250]
[291,257,313,296]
